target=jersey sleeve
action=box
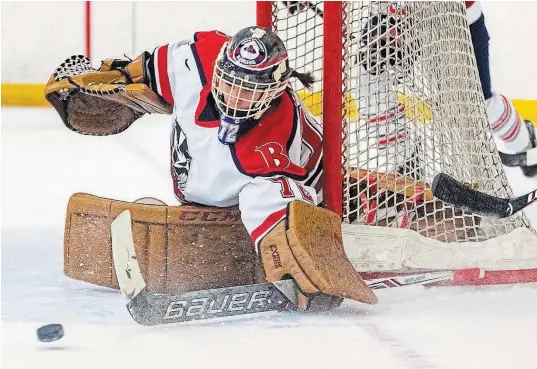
[193,30,229,42]
[145,31,230,106]
[146,41,188,106]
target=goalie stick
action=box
[111,210,298,325]
[432,172,537,218]
[111,210,477,326]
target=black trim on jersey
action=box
[302,140,314,158]
[193,32,200,42]
[303,107,323,138]
[236,118,259,139]
[229,144,253,178]
[305,161,323,187]
[199,92,221,122]
[285,204,291,230]
[190,44,207,86]
[228,143,309,181]
[147,48,158,94]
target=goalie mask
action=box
[212,26,293,144]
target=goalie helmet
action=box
[212,26,293,143]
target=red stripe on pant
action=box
[490,95,511,132]
[501,116,521,142]
[251,208,287,246]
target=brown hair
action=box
[291,70,315,89]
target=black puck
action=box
[37,324,64,342]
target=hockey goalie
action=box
[46,1,537,320]
[46,26,378,313]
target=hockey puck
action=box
[37,324,64,342]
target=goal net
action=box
[257,1,537,283]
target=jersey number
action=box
[218,120,240,144]
[269,177,314,204]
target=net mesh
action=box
[272,1,534,243]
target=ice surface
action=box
[2,108,537,369]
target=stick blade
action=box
[111,210,147,299]
[431,173,510,218]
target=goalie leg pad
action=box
[64,193,264,294]
[259,201,378,309]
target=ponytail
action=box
[291,70,315,90]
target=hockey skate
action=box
[499,120,537,177]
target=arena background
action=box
[1,1,536,121]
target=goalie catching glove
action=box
[44,54,172,136]
[258,201,377,311]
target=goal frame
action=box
[257,1,344,216]
[256,1,537,286]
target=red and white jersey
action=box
[147,31,323,246]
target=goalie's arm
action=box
[123,40,191,107]
[90,49,177,115]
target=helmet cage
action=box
[212,42,291,122]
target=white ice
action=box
[2,107,537,369]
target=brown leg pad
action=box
[260,201,377,305]
[64,193,265,294]
[287,201,377,304]
[259,221,319,294]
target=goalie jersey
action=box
[146,30,323,246]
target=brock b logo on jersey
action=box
[233,38,267,67]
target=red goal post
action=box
[256,1,537,285]
[257,1,344,215]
